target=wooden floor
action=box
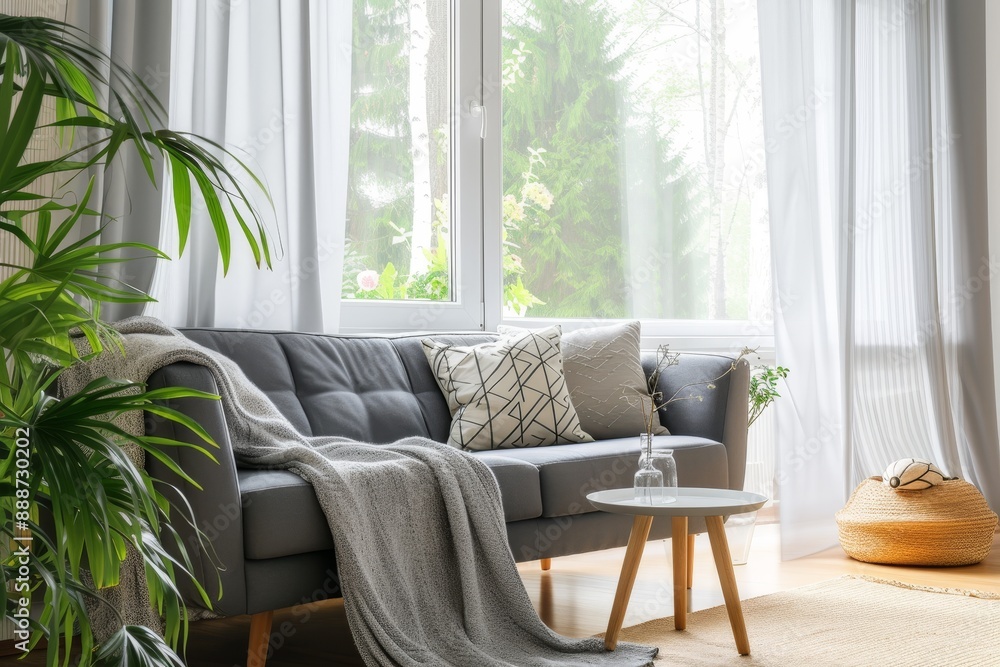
[171,525,999,666]
[9,526,998,665]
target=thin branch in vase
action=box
[623,345,754,438]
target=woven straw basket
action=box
[836,477,998,566]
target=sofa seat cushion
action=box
[239,454,545,559]
[479,436,729,518]
[470,454,543,522]
[239,469,334,560]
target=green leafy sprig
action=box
[748,364,790,427]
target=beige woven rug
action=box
[613,575,1000,666]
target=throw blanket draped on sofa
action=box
[60,317,656,666]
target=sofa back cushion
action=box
[180,328,496,444]
[500,321,668,439]
[388,334,496,442]
[422,326,593,450]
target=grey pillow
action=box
[422,326,593,450]
[499,321,668,439]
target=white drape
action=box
[759,0,1000,559]
[67,0,173,322]
[147,0,351,333]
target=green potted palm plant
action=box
[0,15,272,666]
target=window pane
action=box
[342,0,452,302]
[501,0,771,322]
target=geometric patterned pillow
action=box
[422,325,593,450]
[500,321,668,439]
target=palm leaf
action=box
[0,14,274,267]
[93,626,187,667]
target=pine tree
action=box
[503,0,628,318]
[624,118,709,320]
[503,0,702,318]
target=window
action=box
[339,1,483,332]
[495,0,771,339]
[341,0,772,348]
[342,0,452,303]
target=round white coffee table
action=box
[587,487,768,655]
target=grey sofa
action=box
[145,328,749,664]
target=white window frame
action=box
[489,317,774,354]
[339,1,485,334]
[482,0,504,334]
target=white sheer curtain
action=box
[67,0,173,321]
[147,0,351,333]
[759,0,1000,559]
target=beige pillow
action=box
[422,326,593,450]
[499,321,668,439]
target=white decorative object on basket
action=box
[880,457,946,490]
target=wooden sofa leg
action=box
[247,610,274,667]
[687,534,695,589]
[540,558,552,571]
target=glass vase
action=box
[725,510,758,565]
[634,456,663,506]
[637,434,678,504]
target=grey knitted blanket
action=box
[60,317,657,666]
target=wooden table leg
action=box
[687,534,696,589]
[705,515,751,655]
[604,515,654,651]
[671,516,688,630]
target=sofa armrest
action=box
[643,352,750,492]
[145,362,248,617]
